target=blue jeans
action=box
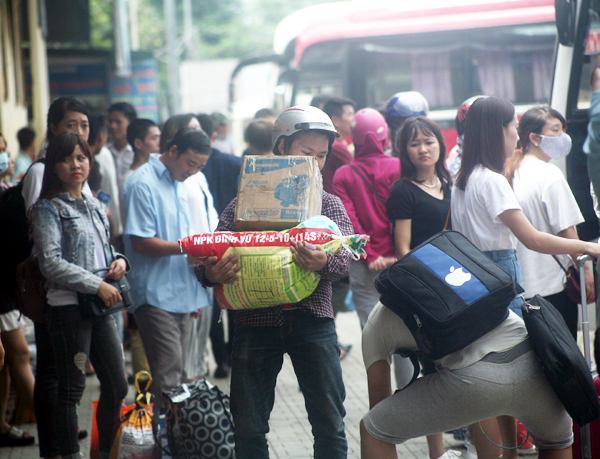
[483,249,524,318]
[230,310,347,459]
[46,304,128,459]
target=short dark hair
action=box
[254,108,275,119]
[518,106,567,153]
[455,96,515,191]
[310,94,331,109]
[87,160,102,192]
[398,117,449,186]
[17,127,35,150]
[322,97,356,119]
[245,120,274,153]
[166,127,211,156]
[127,119,158,153]
[160,114,199,153]
[46,96,89,141]
[108,102,137,122]
[196,114,214,138]
[88,113,107,146]
[40,133,93,199]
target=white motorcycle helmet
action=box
[272,105,340,155]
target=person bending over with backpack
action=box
[360,300,575,459]
[385,116,460,459]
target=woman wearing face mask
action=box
[504,106,594,338]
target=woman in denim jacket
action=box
[30,133,128,459]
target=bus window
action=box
[512,50,554,105]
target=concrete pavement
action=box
[3,310,466,459]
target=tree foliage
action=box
[89,0,344,59]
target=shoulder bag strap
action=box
[349,164,386,206]
[551,254,570,275]
[443,206,451,232]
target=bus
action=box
[230,0,558,148]
[550,0,600,240]
[231,0,600,239]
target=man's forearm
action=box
[130,236,182,257]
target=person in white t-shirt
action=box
[107,102,137,199]
[504,106,594,338]
[451,96,600,459]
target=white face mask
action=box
[538,133,572,159]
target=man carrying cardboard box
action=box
[194,106,353,459]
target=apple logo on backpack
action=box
[445,266,472,287]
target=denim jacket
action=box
[30,192,129,296]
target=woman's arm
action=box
[499,209,600,258]
[393,219,412,260]
[32,201,102,295]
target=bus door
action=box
[552,0,600,240]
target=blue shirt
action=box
[123,154,211,313]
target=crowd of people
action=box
[0,61,598,459]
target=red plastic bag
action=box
[90,401,133,459]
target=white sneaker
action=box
[433,450,463,459]
[464,436,478,459]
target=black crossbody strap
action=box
[349,164,386,206]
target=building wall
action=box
[0,0,28,154]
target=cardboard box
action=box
[234,156,323,231]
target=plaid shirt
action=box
[194,191,354,326]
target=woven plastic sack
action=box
[110,371,156,459]
[179,216,369,310]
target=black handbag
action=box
[374,230,522,360]
[78,205,132,318]
[521,295,600,426]
[163,379,235,459]
[78,267,132,318]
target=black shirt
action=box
[386,180,451,250]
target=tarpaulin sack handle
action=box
[134,371,153,409]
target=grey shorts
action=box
[363,343,573,450]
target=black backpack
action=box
[522,295,600,426]
[0,160,43,300]
[374,230,522,361]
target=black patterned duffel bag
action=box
[163,379,235,459]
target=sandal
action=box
[0,425,35,447]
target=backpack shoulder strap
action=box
[349,164,386,206]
